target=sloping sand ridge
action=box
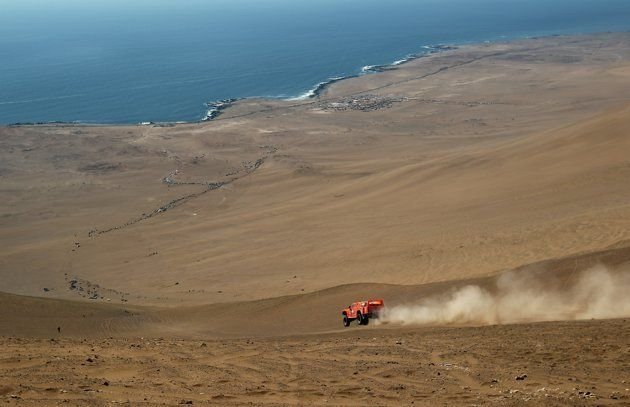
[1,33,630,405]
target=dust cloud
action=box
[378,266,630,326]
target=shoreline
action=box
[196,44,458,122]
[281,45,458,102]
[3,42,458,127]
[3,31,628,128]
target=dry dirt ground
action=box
[2,33,630,405]
[1,320,629,406]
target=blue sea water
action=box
[1,0,629,124]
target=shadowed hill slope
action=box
[2,239,629,339]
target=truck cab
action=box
[341,299,384,326]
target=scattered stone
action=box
[202,98,237,121]
[103,381,109,386]
[578,390,595,398]
[43,287,50,292]
[515,374,528,381]
[320,94,405,112]
[86,357,94,363]
[79,162,121,174]
[200,343,207,348]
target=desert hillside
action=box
[2,34,630,308]
[2,32,630,406]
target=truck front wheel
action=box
[343,314,350,327]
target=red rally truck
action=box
[341,299,384,327]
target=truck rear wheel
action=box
[356,312,364,325]
[343,314,350,327]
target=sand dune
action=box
[4,41,630,307]
[2,33,630,405]
[2,239,630,339]
[2,33,630,331]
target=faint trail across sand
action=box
[90,153,273,237]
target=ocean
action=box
[1,0,629,125]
